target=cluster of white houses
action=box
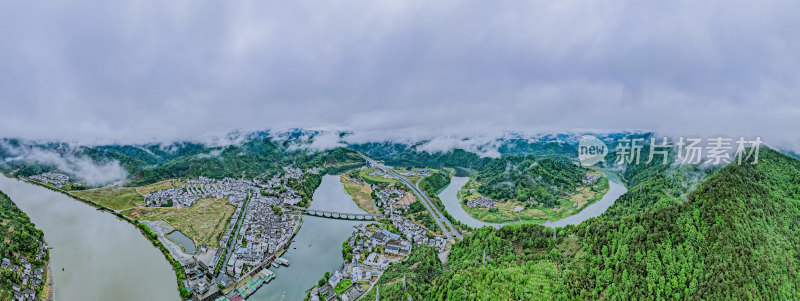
[582,174,601,185]
[466,196,497,209]
[385,203,410,216]
[372,186,405,208]
[1,241,48,301]
[310,224,410,301]
[225,208,300,278]
[390,215,447,252]
[143,174,302,208]
[28,172,70,187]
[163,167,314,300]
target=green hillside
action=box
[474,155,586,206]
[560,148,797,299]
[0,136,364,187]
[0,190,49,299]
[365,148,800,300]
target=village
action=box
[309,224,411,301]
[223,204,299,279]
[390,215,447,252]
[128,166,313,301]
[466,196,497,209]
[1,241,49,301]
[143,173,301,208]
[26,164,450,301]
[28,172,70,188]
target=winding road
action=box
[361,154,462,241]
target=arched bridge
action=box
[293,207,386,220]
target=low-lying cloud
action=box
[0,140,128,186]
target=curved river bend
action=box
[439,170,628,229]
[0,175,179,301]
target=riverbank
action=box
[16,177,191,300]
[42,264,53,300]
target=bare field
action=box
[122,197,235,247]
[135,179,183,195]
[341,174,378,213]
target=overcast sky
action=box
[1,1,798,148]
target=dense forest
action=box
[0,191,45,266]
[0,190,48,297]
[349,139,582,170]
[350,142,488,169]
[475,155,587,207]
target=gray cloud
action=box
[0,1,798,149]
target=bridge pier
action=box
[300,210,385,220]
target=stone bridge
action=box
[294,207,386,220]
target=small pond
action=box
[166,230,197,254]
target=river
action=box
[0,175,179,301]
[249,174,368,300]
[439,169,628,229]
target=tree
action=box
[180,287,191,298]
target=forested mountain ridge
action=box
[365,147,800,300]
[349,142,488,169]
[130,139,363,185]
[558,147,800,299]
[0,137,364,187]
[1,131,646,188]
[690,148,800,299]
